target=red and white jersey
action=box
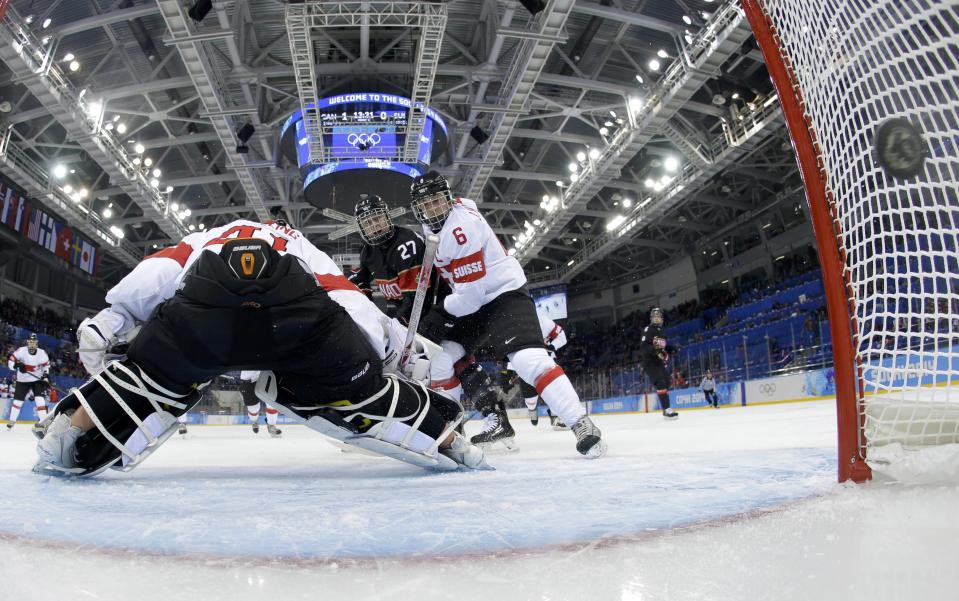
[0,380,11,397]
[96,220,390,360]
[429,198,526,317]
[539,315,567,351]
[8,346,50,383]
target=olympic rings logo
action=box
[347,133,382,148]
[759,383,776,396]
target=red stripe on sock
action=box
[265,408,278,415]
[535,366,565,395]
[430,377,461,391]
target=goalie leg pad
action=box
[257,371,489,470]
[34,359,200,477]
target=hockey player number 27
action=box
[453,227,467,245]
[398,241,417,260]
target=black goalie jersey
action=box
[348,227,438,323]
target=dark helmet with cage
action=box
[410,170,454,233]
[27,332,39,353]
[354,194,395,246]
[650,307,664,327]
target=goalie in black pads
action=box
[640,307,679,419]
[34,219,489,477]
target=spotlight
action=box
[649,59,661,71]
[116,123,127,134]
[236,122,255,153]
[469,125,489,144]
[683,15,692,25]
[53,164,67,178]
[588,148,600,160]
[188,0,213,22]
[657,49,668,58]
[576,151,586,162]
[134,143,145,154]
[518,0,546,15]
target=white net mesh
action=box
[759,0,959,473]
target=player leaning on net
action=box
[409,171,606,459]
[6,333,52,431]
[640,308,679,420]
[239,370,281,437]
[32,218,490,477]
[349,194,438,324]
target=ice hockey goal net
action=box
[742,0,959,482]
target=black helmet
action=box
[27,333,38,352]
[410,170,453,233]
[355,194,394,245]
[650,307,664,326]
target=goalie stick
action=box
[399,233,440,369]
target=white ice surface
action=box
[1,400,956,601]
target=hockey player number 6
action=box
[453,227,467,245]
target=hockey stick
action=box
[399,233,441,369]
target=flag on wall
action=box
[77,238,97,274]
[55,226,73,261]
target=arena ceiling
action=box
[0,0,802,288]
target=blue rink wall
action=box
[5,345,958,422]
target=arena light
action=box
[576,151,587,162]
[542,194,550,203]
[171,203,180,212]
[570,173,579,183]
[599,127,609,136]
[199,223,206,230]
[116,123,127,134]
[567,259,575,266]
[606,215,626,231]
[189,224,196,231]
[152,168,161,178]
[150,178,160,188]
[628,96,644,114]
[133,157,141,166]
[664,156,680,172]
[644,178,654,188]
[134,143,145,154]
[79,188,89,198]
[52,164,67,178]
[533,219,542,226]
[144,157,154,167]
[69,61,80,72]
[109,225,125,239]
[507,249,516,256]
[683,15,692,25]
[635,74,644,84]
[657,49,668,58]
[165,185,174,193]
[42,18,52,29]
[622,198,633,208]
[639,197,652,209]
[588,148,600,160]
[62,184,73,194]
[567,162,578,173]
[102,207,113,219]
[555,180,565,188]
[648,59,661,71]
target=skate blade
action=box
[476,438,520,454]
[583,440,608,459]
[663,415,679,421]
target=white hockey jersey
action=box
[8,346,50,383]
[94,219,391,360]
[429,198,527,317]
[539,315,567,351]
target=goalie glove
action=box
[383,318,441,383]
[77,310,138,375]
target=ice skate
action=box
[251,421,259,434]
[549,413,569,430]
[529,408,539,426]
[5,421,13,430]
[571,416,606,459]
[470,410,518,452]
[663,408,679,420]
[178,424,188,436]
[267,424,282,438]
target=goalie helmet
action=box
[354,194,395,246]
[27,332,39,352]
[650,307,664,327]
[410,171,453,233]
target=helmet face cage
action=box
[410,173,453,232]
[27,333,38,351]
[355,195,394,246]
[650,308,664,326]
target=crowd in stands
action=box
[559,264,831,398]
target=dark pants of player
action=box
[641,358,672,411]
[447,290,545,361]
[703,389,718,407]
[58,249,457,471]
[13,380,46,402]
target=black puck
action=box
[874,118,927,179]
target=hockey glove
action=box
[418,306,457,343]
[15,361,27,373]
[40,376,51,392]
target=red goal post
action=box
[741,0,959,482]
